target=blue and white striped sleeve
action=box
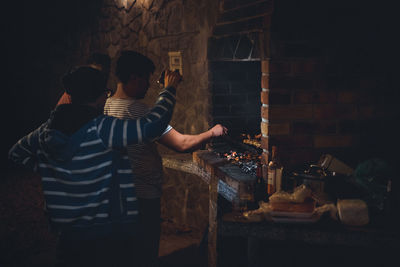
[98,86,176,149]
[162,125,173,136]
[8,126,42,171]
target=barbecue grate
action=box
[209,134,262,176]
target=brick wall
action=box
[265,0,399,170]
[210,61,261,135]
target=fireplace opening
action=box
[210,60,261,137]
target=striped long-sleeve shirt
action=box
[8,87,176,236]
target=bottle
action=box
[254,162,266,203]
[157,69,181,86]
[267,146,283,195]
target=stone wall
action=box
[82,0,220,229]
[161,166,209,231]
[84,0,219,137]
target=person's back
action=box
[104,98,166,198]
[32,109,138,233]
[9,65,181,266]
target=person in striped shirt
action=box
[104,50,227,267]
[8,65,181,267]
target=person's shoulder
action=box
[93,114,109,124]
[104,98,111,109]
[127,100,149,112]
[105,97,133,109]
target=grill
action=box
[209,134,262,177]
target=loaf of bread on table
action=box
[337,199,369,226]
[269,184,312,203]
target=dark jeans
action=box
[137,197,161,267]
[55,198,161,267]
[55,234,138,267]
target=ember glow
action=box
[214,133,262,176]
[221,150,260,175]
[210,133,262,176]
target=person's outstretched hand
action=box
[164,70,182,89]
[210,124,228,137]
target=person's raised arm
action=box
[8,125,43,171]
[98,70,182,148]
[158,124,228,153]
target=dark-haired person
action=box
[57,53,111,106]
[104,50,227,267]
[9,66,181,267]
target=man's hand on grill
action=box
[210,124,228,137]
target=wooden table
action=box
[162,150,399,267]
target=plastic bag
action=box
[353,158,393,211]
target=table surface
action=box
[161,150,400,249]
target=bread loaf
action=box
[269,184,312,203]
[337,199,369,226]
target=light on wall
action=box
[168,51,183,76]
[121,0,150,10]
[122,0,135,9]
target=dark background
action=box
[4,0,104,170]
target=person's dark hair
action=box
[87,53,111,74]
[62,66,107,104]
[115,50,155,84]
